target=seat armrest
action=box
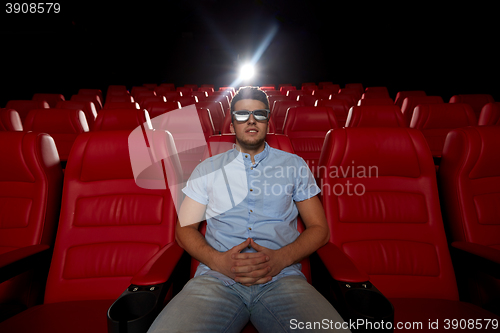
[0,244,50,283]
[451,241,500,265]
[317,242,370,283]
[131,242,184,286]
[451,241,500,278]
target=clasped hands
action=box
[213,238,287,287]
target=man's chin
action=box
[237,136,266,150]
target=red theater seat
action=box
[197,107,216,140]
[279,85,296,96]
[401,96,444,126]
[176,96,198,107]
[139,96,166,109]
[450,94,495,120]
[0,109,23,131]
[344,83,364,96]
[32,93,65,108]
[196,101,225,134]
[272,100,304,134]
[0,132,62,321]
[439,126,500,314]
[478,102,500,126]
[104,94,134,104]
[102,101,140,110]
[191,91,208,102]
[283,106,339,174]
[394,90,426,108]
[345,105,406,127]
[0,130,183,333]
[357,97,394,106]
[5,100,49,125]
[268,95,289,112]
[410,103,477,159]
[70,94,102,111]
[23,109,89,163]
[317,127,499,329]
[316,99,350,127]
[199,86,214,95]
[145,101,181,119]
[93,108,149,132]
[361,91,390,100]
[56,101,98,131]
[297,94,319,106]
[78,89,103,106]
[207,94,230,113]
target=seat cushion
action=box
[390,298,499,332]
[0,300,113,333]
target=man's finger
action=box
[231,238,251,253]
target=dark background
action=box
[1,1,498,106]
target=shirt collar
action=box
[232,142,270,167]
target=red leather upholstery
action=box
[272,100,304,134]
[283,106,339,173]
[0,109,23,131]
[77,89,103,106]
[316,99,350,127]
[345,105,406,127]
[144,101,181,119]
[206,95,230,114]
[56,101,98,131]
[102,102,140,110]
[23,109,89,162]
[5,100,49,125]
[478,102,500,126]
[450,94,495,120]
[439,126,500,311]
[280,85,296,96]
[0,132,62,317]
[70,94,102,111]
[357,98,394,106]
[0,130,180,332]
[361,91,390,100]
[93,108,149,132]
[394,90,427,108]
[268,95,289,112]
[400,95,444,126]
[175,96,198,107]
[410,103,477,158]
[32,93,65,108]
[318,127,499,327]
[196,101,225,134]
[197,107,216,140]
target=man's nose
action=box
[247,114,257,124]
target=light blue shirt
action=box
[182,142,321,286]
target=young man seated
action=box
[148,87,349,332]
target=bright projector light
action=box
[240,64,254,80]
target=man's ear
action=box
[230,122,235,133]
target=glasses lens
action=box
[233,111,250,122]
[253,110,269,120]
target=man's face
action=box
[230,99,268,151]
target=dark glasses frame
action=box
[231,109,270,122]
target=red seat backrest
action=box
[43,130,179,303]
[449,94,495,120]
[283,106,339,173]
[5,100,49,125]
[346,105,406,127]
[24,109,89,162]
[401,96,444,126]
[0,131,62,308]
[56,101,98,130]
[0,109,23,131]
[319,127,459,300]
[439,126,500,248]
[316,99,350,127]
[394,90,427,108]
[32,93,65,108]
[196,101,225,134]
[478,102,500,126]
[272,100,304,134]
[93,108,149,132]
[410,103,477,158]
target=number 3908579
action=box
[6,3,60,14]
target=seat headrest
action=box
[320,128,433,178]
[93,109,150,131]
[24,109,89,133]
[0,132,60,182]
[0,109,23,131]
[346,105,406,127]
[443,126,500,180]
[284,106,338,133]
[478,102,500,126]
[70,131,136,182]
[411,103,477,129]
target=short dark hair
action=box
[230,86,270,111]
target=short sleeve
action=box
[292,157,321,202]
[182,163,209,205]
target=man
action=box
[148,87,349,332]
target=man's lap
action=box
[147,275,350,333]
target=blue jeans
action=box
[148,275,350,333]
